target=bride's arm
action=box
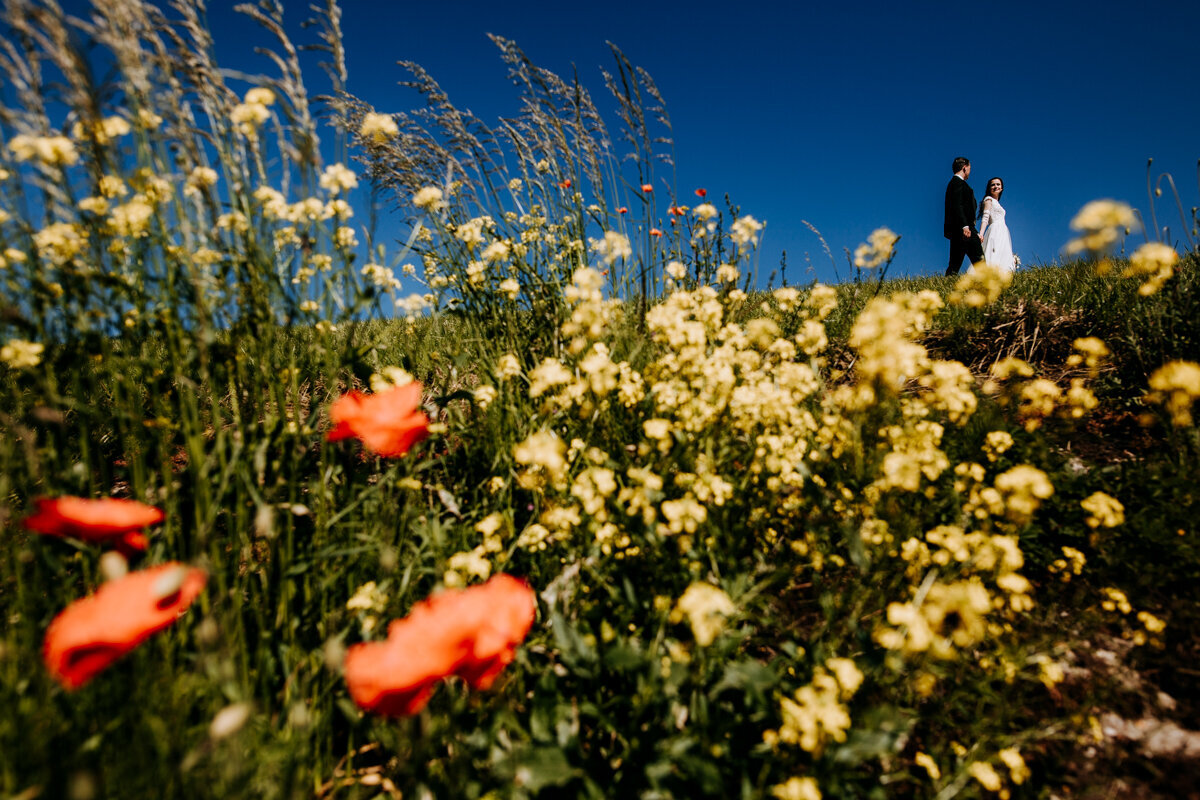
[978,197,993,237]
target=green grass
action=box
[2,2,1199,797]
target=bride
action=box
[977,176,1015,272]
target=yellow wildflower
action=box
[983,430,1014,462]
[1065,199,1137,254]
[444,547,491,587]
[231,101,271,137]
[806,284,838,320]
[852,226,899,269]
[33,222,87,265]
[184,166,219,196]
[1124,242,1178,296]
[914,752,941,780]
[109,195,156,238]
[967,761,1003,792]
[670,582,735,647]
[99,176,129,200]
[319,163,358,195]
[997,748,1029,785]
[346,581,387,613]
[360,111,399,143]
[7,134,78,166]
[1146,360,1200,426]
[1081,492,1124,529]
[730,215,763,246]
[473,385,497,410]
[1,339,44,369]
[950,261,1013,307]
[413,186,444,211]
[769,777,821,800]
[1068,337,1109,374]
[589,230,632,266]
[244,87,275,106]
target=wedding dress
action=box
[978,197,1015,272]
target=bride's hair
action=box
[979,177,1004,218]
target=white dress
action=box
[978,197,1015,272]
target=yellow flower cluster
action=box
[1080,492,1124,529]
[985,356,1102,431]
[231,87,275,138]
[967,747,1028,796]
[1048,545,1087,582]
[669,582,735,647]
[0,338,44,369]
[33,222,88,265]
[765,658,862,753]
[848,291,942,388]
[359,111,399,143]
[949,261,1013,307]
[875,580,993,658]
[769,777,822,800]
[1067,337,1110,376]
[1145,360,1200,426]
[1065,199,1137,254]
[853,227,899,269]
[7,134,78,166]
[72,115,131,144]
[1123,242,1179,296]
[444,513,507,587]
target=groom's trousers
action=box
[946,234,984,276]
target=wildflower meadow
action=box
[1,2,1198,798]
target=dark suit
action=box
[944,175,983,275]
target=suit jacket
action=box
[944,176,977,239]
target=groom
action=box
[944,156,983,275]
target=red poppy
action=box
[558,179,572,189]
[695,188,707,198]
[24,497,163,555]
[669,205,684,216]
[43,563,207,689]
[617,207,628,215]
[641,183,653,193]
[327,382,429,458]
[344,574,536,716]
[649,228,663,238]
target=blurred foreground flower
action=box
[1145,360,1200,426]
[670,582,735,647]
[950,262,1012,308]
[327,382,430,457]
[343,574,536,716]
[1064,199,1137,255]
[853,227,899,269]
[0,338,44,369]
[1123,242,1179,296]
[43,563,207,689]
[24,496,164,555]
[359,111,399,143]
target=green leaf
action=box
[711,659,777,706]
[512,747,576,793]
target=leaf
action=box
[711,659,777,706]
[831,705,913,766]
[549,610,597,675]
[603,643,645,673]
[513,747,576,793]
[436,488,462,519]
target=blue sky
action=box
[61,0,1200,284]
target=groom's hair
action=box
[952,157,970,174]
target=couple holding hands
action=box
[944,156,1015,275]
